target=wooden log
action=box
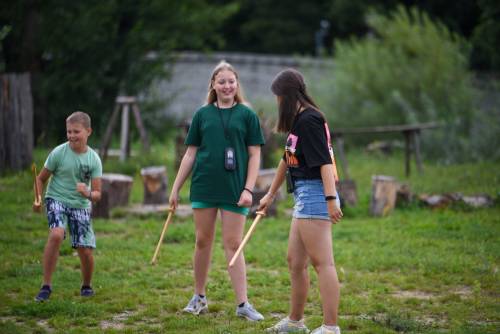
[396,183,413,207]
[140,166,168,204]
[370,175,398,216]
[337,179,358,207]
[92,173,133,218]
[119,103,130,162]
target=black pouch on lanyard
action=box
[285,168,294,193]
[224,147,236,171]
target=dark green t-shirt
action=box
[185,103,265,204]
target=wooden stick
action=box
[151,208,175,265]
[31,163,41,206]
[229,211,265,267]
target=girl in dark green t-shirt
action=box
[169,61,265,321]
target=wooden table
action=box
[331,122,442,177]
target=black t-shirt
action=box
[283,108,332,179]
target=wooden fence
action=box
[0,73,34,171]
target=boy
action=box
[33,111,102,302]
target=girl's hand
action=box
[237,189,253,207]
[327,200,343,224]
[258,193,274,213]
[169,189,179,210]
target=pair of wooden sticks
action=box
[151,208,265,266]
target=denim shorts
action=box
[293,179,341,220]
[191,201,249,216]
[45,198,96,248]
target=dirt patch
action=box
[100,310,136,330]
[392,290,436,300]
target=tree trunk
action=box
[92,173,133,218]
[140,166,168,204]
[369,175,398,217]
[0,73,34,171]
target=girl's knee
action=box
[195,236,213,250]
[287,257,307,274]
[223,238,240,253]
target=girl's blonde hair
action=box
[206,61,248,105]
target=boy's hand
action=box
[76,182,89,197]
[32,202,42,213]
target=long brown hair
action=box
[206,61,248,105]
[270,68,321,133]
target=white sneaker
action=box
[265,317,309,333]
[183,294,208,315]
[310,324,341,334]
[235,301,264,321]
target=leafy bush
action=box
[313,6,496,162]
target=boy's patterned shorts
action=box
[45,197,96,249]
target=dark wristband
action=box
[243,187,254,196]
[325,195,337,201]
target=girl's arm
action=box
[169,145,198,210]
[320,163,343,223]
[258,159,287,212]
[237,145,261,207]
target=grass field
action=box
[0,145,498,333]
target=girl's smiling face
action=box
[212,69,238,105]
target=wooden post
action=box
[334,134,350,180]
[412,130,423,174]
[370,175,398,217]
[403,131,411,177]
[131,103,150,151]
[119,103,130,162]
[99,104,120,161]
[140,166,168,204]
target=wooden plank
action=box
[334,135,350,180]
[333,122,442,135]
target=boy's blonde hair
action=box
[206,60,248,105]
[66,111,91,129]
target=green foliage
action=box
[1,1,237,144]
[313,6,495,162]
[471,0,500,71]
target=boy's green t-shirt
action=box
[185,103,265,204]
[44,142,103,209]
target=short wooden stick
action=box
[151,208,175,265]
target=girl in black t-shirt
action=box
[260,69,343,334]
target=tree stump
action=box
[337,179,358,207]
[369,175,398,217]
[92,173,134,218]
[140,166,168,204]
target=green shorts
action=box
[191,201,249,216]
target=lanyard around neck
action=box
[216,101,236,141]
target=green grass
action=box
[0,145,499,333]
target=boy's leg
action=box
[77,247,94,286]
[42,227,65,286]
[299,219,340,326]
[68,207,95,290]
[192,208,218,295]
[287,218,310,321]
[220,210,247,304]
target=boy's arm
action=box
[77,178,102,202]
[33,168,52,212]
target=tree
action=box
[1,0,236,144]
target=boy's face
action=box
[66,122,91,152]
